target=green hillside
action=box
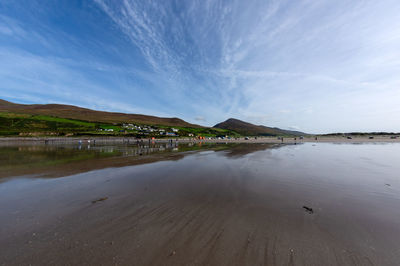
[0,111,237,138]
[0,112,96,136]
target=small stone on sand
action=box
[91,197,108,204]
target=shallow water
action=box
[0,142,223,179]
[1,142,400,265]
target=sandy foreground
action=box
[1,143,400,265]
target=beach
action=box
[1,142,400,265]
[0,135,399,145]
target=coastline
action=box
[0,135,399,145]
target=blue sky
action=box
[0,0,399,133]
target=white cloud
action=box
[194,116,206,122]
[2,0,400,133]
[288,126,300,131]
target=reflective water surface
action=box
[1,142,400,265]
[0,142,229,179]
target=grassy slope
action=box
[0,99,200,128]
[158,125,240,138]
[0,111,237,137]
[0,112,96,135]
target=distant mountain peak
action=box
[214,118,305,136]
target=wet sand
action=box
[0,143,238,179]
[0,147,184,179]
[1,143,400,265]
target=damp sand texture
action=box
[1,143,400,265]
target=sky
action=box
[0,0,400,133]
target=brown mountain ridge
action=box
[213,118,305,136]
[0,99,201,128]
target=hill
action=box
[0,100,304,137]
[0,99,238,137]
[213,118,305,136]
[0,99,200,128]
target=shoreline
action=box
[0,135,399,145]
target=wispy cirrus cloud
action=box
[1,0,400,132]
